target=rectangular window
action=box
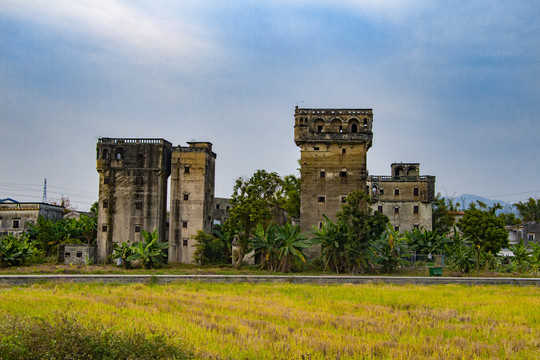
[184,165,190,174]
[339,171,347,178]
[394,207,399,214]
[318,196,326,203]
[394,225,400,232]
[394,188,400,196]
[76,252,83,258]
[317,125,323,132]
[216,204,220,209]
[320,170,325,178]
[413,187,419,196]
[414,205,419,214]
[528,234,535,242]
[318,222,323,229]
[342,148,346,154]
[313,146,319,151]
[379,189,384,195]
[341,196,347,204]
[12,220,19,229]
[103,201,109,209]
[134,225,141,233]
[184,193,189,201]
[183,239,189,247]
[65,252,70,257]
[102,225,108,232]
[104,177,110,185]
[135,202,142,210]
[414,224,419,230]
[182,221,188,228]
[378,205,383,213]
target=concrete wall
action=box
[59,244,97,265]
[0,202,64,237]
[96,138,172,262]
[169,142,216,263]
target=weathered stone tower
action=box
[96,138,172,262]
[368,163,435,233]
[294,107,373,235]
[169,142,216,263]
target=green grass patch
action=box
[0,282,539,359]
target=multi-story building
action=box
[0,198,64,237]
[96,138,172,262]
[368,163,435,232]
[294,107,373,234]
[169,142,216,263]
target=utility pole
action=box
[42,178,47,203]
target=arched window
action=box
[313,118,325,133]
[102,149,110,160]
[407,167,418,176]
[115,147,124,160]
[351,124,358,133]
[363,118,368,128]
[371,185,378,196]
[330,118,342,132]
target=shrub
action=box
[0,233,40,267]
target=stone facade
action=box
[212,197,231,226]
[59,244,97,265]
[96,138,172,263]
[169,142,216,263]
[368,163,436,233]
[294,107,373,236]
[0,199,64,237]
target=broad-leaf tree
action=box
[514,198,540,222]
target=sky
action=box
[1,0,539,211]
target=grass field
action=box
[1,282,539,359]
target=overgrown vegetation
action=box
[0,312,192,359]
[109,230,169,269]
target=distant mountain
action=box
[447,194,516,214]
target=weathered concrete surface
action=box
[0,275,539,286]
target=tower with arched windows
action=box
[96,138,172,262]
[294,107,373,248]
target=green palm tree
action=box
[251,224,280,270]
[312,216,347,273]
[274,223,312,272]
[127,230,169,269]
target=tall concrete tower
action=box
[294,107,373,237]
[96,138,172,263]
[169,142,216,263]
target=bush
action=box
[0,313,192,359]
[0,233,40,267]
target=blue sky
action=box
[1,0,539,211]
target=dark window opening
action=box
[317,125,323,132]
[135,202,142,210]
[378,205,383,213]
[12,220,19,229]
[183,239,188,247]
[115,147,124,160]
[394,225,400,232]
[342,148,346,154]
[339,126,343,133]
[363,118,368,127]
[104,177,110,185]
[76,252,83,258]
[379,189,384,195]
[96,149,100,159]
[318,196,325,203]
[320,171,325,178]
[394,188,400,196]
[102,225,108,232]
[184,193,189,201]
[414,205,419,214]
[414,187,419,196]
[103,201,109,209]
[216,204,220,209]
[65,253,70,257]
[182,221,188,228]
[184,166,190,174]
[313,146,319,151]
[351,124,358,133]
[394,207,399,214]
[318,222,323,229]
[134,225,141,233]
[102,149,110,160]
[339,171,347,178]
[414,224,419,230]
[341,196,347,204]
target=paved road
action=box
[1,274,539,286]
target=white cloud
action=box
[0,0,222,69]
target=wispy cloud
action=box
[0,0,221,69]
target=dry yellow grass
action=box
[0,282,539,359]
